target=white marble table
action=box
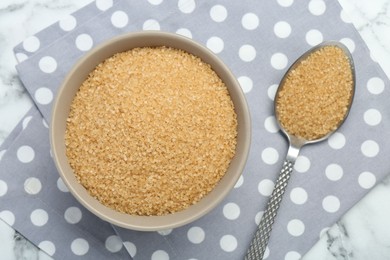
[1,0,390,259]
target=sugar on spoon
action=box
[245,41,355,260]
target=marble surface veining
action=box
[302,1,390,259]
[0,0,93,147]
[1,0,390,259]
[303,174,390,260]
[338,0,390,78]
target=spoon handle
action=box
[245,159,295,260]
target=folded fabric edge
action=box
[0,106,39,152]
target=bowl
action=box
[50,31,251,231]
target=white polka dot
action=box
[364,109,382,126]
[268,84,278,100]
[340,10,352,23]
[57,177,69,192]
[148,0,163,5]
[274,21,291,38]
[238,76,253,93]
[220,235,237,252]
[157,229,173,236]
[367,77,385,95]
[306,29,323,46]
[24,177,42,195]
[75,34,93,51]
[0,210,15,226]
[277,0,294,7]
[151,250,169,260]
[17,145,35,163]
[234,175,244,188]
[178,0,195,14]
[223,202,240,220]
[22,116,32,129]
[261,147,279,165]
[264,116,279,133]
[325,164,343,181]
[358,171,376,189]
[39,56,57,73]
[241,13,259,30]
[187,226,205,244]
[0,180,8,197]
[23,36,40,53]
[287,219,305,236]
[308,0,326,15]
[285,251,301,260]
[105,235,123,253]
[210,5,227,22]
[123,241,136,257]
[258,179,275,197]
[322,195,340,213]
[263,247,270,259]
[294,156,310,173]
[255,211,264,225]
[34,87,53,105]
[176,28,192,38]
[15,53,28,63]
[239,45,256,62]
[328,132,346,150]
[290,187,308,205]
[64,207,82,224]
[39,241,56,256]
[143,19,160,30]
[271,53,288,70]
[206,36,224,54]
[361,140,379,157]
[30,209,49,226]
[71,238,89,256]
[96,0,113,11]
[59,15,77,31]
[340,38,355,53]
[111,11,128,28]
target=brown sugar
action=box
[65,47,237,216]
[276,45,353,140]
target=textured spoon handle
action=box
[245,159,295,260]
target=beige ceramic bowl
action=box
[50,31,251,231]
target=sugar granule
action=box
[276,46,353,140]
[65,46,237,216]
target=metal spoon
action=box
[245,41,355,260]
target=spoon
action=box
[245,41,355,260]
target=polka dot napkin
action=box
[2,0,390,259]
[0,107,130,259]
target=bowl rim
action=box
[50,31,251,231]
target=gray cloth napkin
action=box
[2,0,390,259]
[0,107,130,259]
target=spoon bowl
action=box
[276,41,355,153]
[245,41,355,259]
